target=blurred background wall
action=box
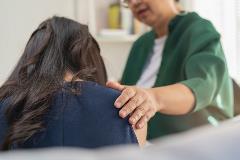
[0,0,77,84]
[0,0,239,85]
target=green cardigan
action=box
[121,12,234,139]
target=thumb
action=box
[106,81,125,91]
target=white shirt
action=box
[136,36,167,88]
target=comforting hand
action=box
[106,81,160,129]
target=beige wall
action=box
[0,0,77,84]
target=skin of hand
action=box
[106,81,195,129]
[106,81,159,129]
[133,123,147,147]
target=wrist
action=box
[146,88,165,113]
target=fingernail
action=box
[120,111,126,118]
[115,102,121,108]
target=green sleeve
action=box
[181,39,231,112]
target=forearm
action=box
[148,83,195,115]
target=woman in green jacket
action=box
[107,0,233,139]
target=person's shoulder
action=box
[82,81,120,98]
[0,99,5,115]
[62,81,121,103]
[0,98,8,144]
[182,12,220,37]
[0,98,9,112]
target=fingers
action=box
[135,110,155,129]
[115,87,137,109]
[119,92,145,118]
[106,81,125,91]
[108,83,157,129]
[128,101,149,125]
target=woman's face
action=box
[128,0,176,26]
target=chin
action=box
[141,19,155,27]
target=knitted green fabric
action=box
[121,12,233,139]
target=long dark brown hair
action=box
[0,16,107,150]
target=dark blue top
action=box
[0,81,138,149]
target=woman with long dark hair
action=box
[0,16,146,150]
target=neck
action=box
[153,5,181,38]
[64,71,82,82]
